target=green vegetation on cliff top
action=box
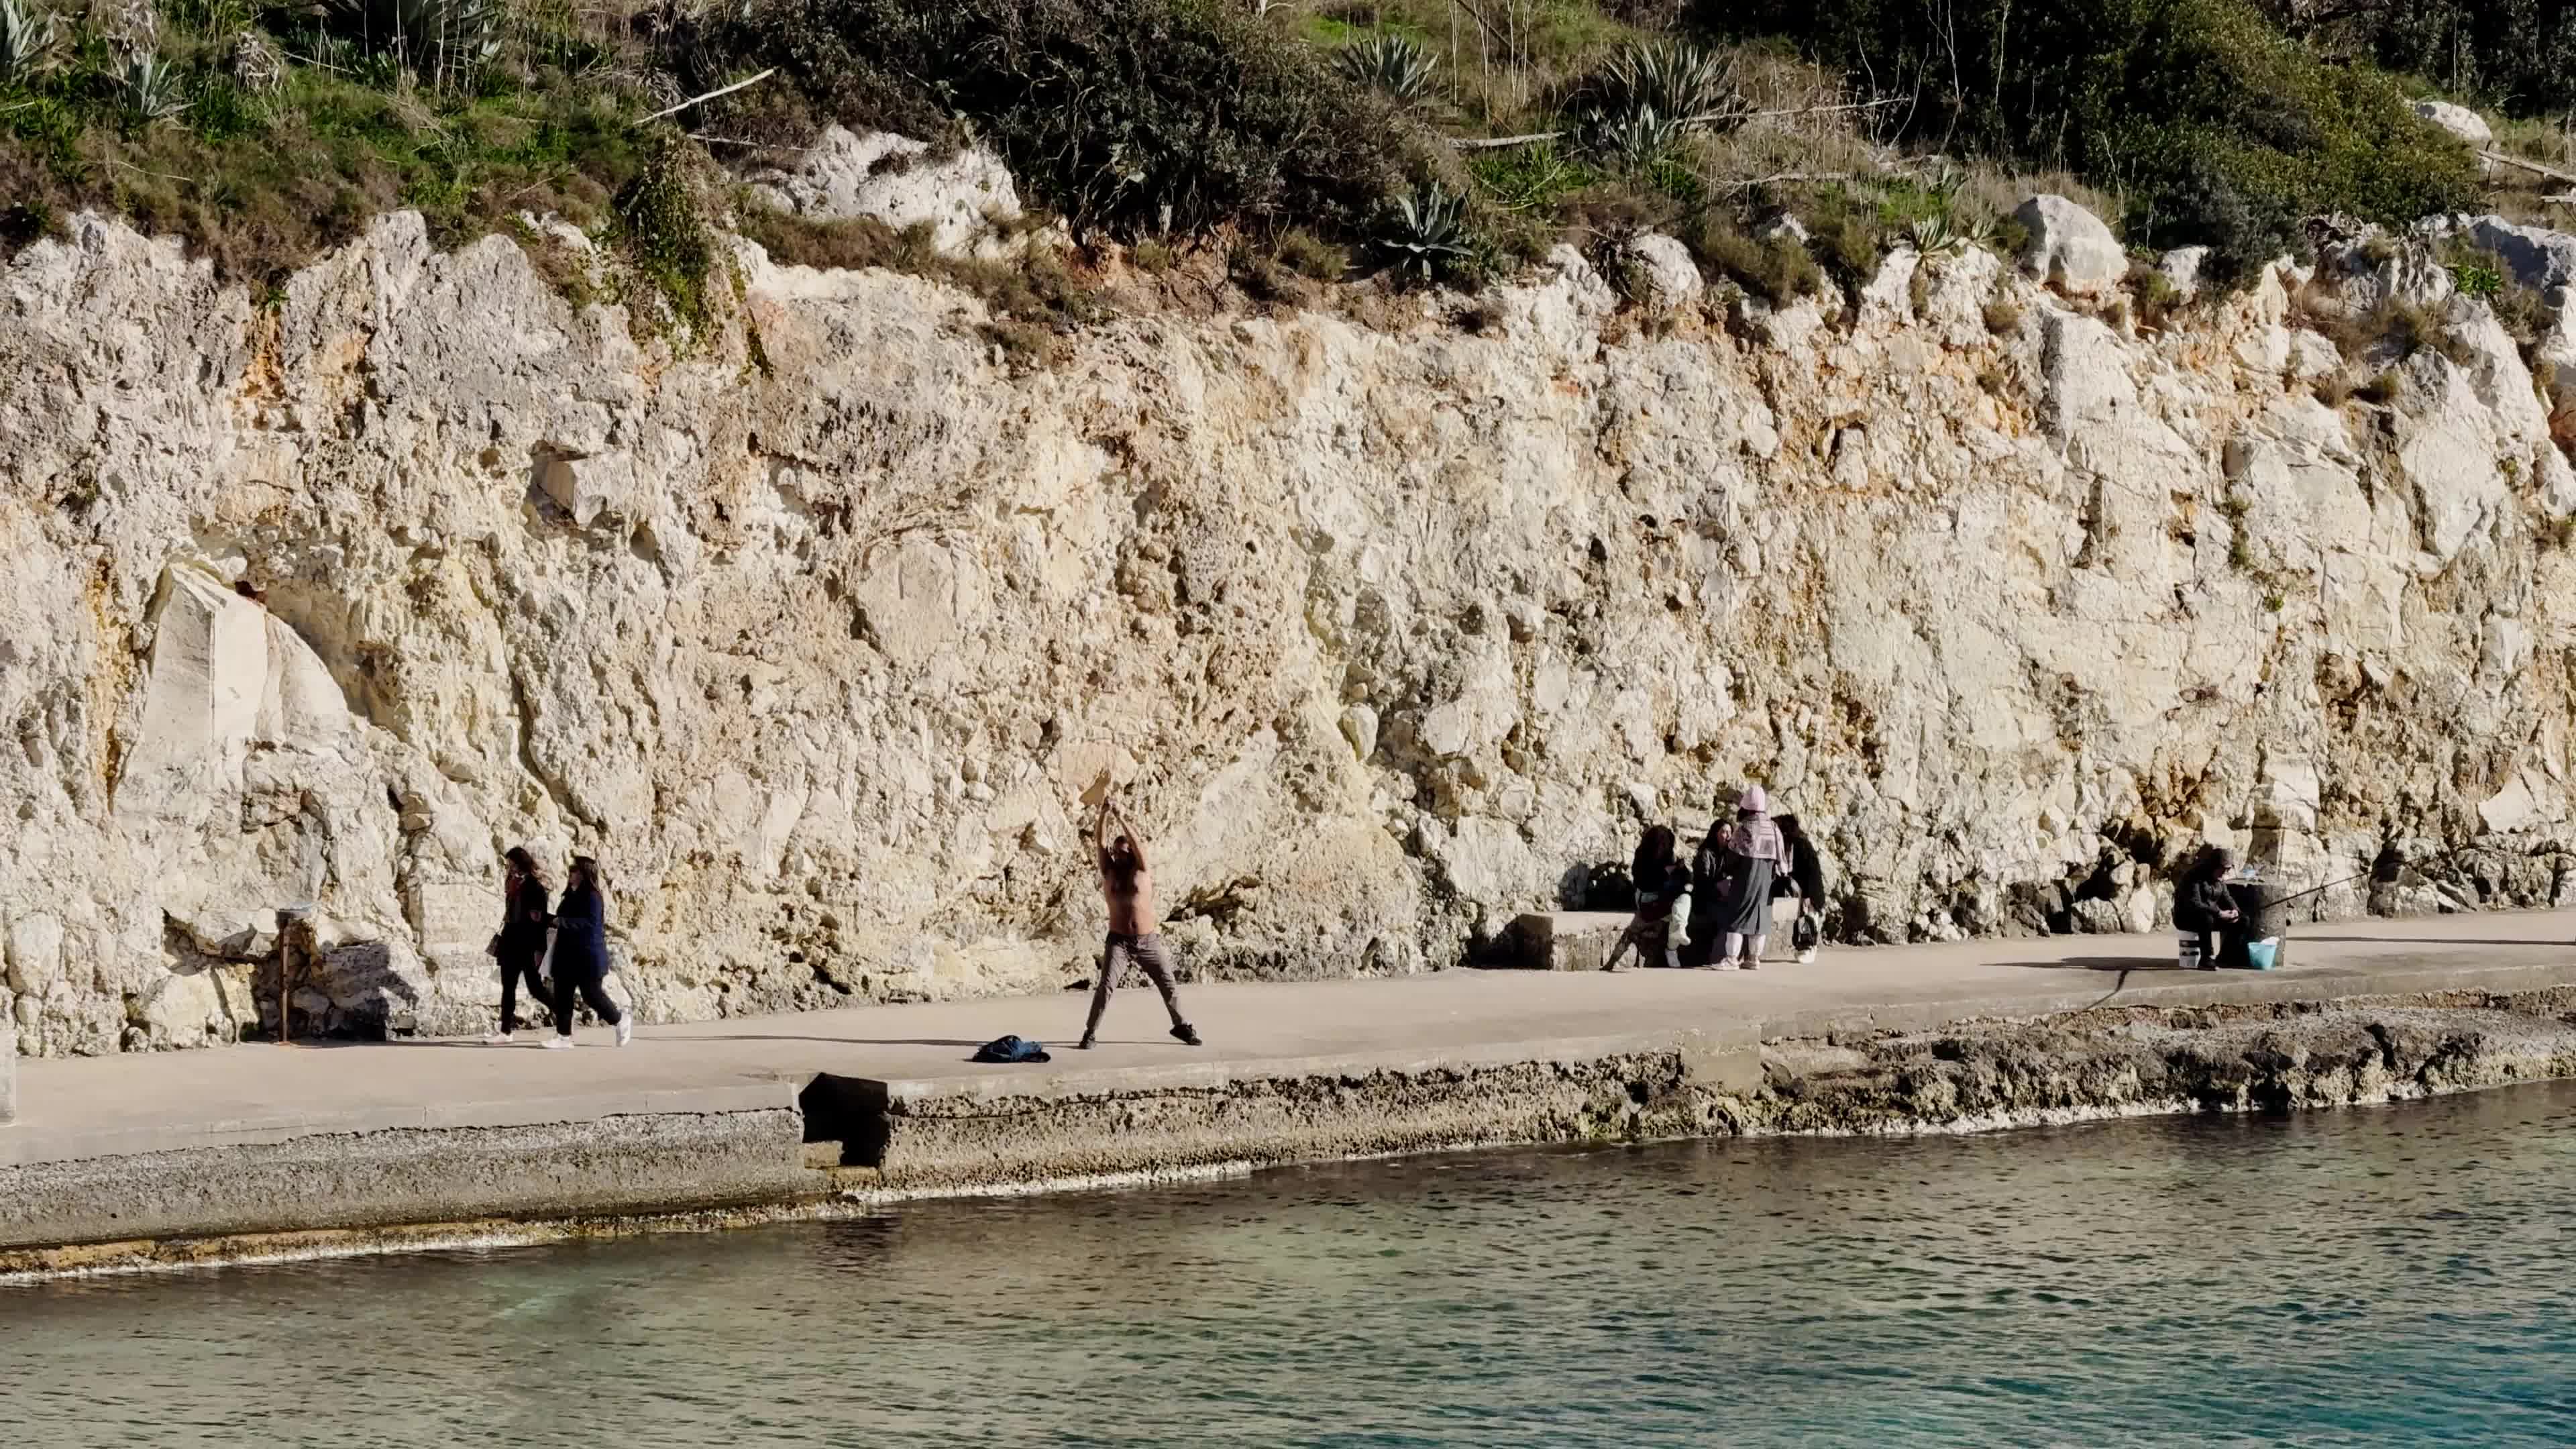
[0,0,2565,309]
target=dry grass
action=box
[733,202,1106,363]
[2484,115,2576,227]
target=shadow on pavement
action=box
[666,1035,990,1049]
[2295,936,2557,947]
[341,1036,996,1049]
[1997,956,2181,972]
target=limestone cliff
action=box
[5,207,2574,1055]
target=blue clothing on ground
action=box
[971,1035,1053,1064]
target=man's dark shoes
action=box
[1171,1023,1202,1046]
[1076,1034,1097,1050]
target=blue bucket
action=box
[2243,938,2280,971]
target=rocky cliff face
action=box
[5,205,2575,1056]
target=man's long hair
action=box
[1104,835,1140,881]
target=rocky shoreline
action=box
[822,989,2576,1199]
[1738,989,2576,1134]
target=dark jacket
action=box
[498,877,552,963]
[2176,875,2235,932]
[1688,835,1727,904]
[553,883,611,977]
[1770,836,1826,901]
[1631,858,1689,920]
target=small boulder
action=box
[534,448,633,528]
[1338,705,1380,763]
[1756,214,1809,245]
[2414,100,2495,150]
[748,127,1024,259]
[2069,896,2129,936]
[2156,245,2210,301]
[2463,215,2576,292]
[1623,233,1703,311]
[2015,195,2126,297]
[2540,447,2576,519]
[1541,244,1619,323]
[2286,329,2343,382]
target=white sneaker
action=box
[614,1016,633,1047]
[543,1036,575,1050]
[484,1030,514,1044]
[1712,961,1741,971]
[1796,948,1818,965]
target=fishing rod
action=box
[2258,835,2495,910]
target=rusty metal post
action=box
[274,905,313,1045]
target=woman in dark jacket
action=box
[2176,848,2241,972]
[1768,814,1829,965]
[1605,824,1687,972]
[486,846,553,1044]
[547,855,632,1048]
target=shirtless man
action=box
[1079,792,1201,1050]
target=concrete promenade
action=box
[6,909,2575,1263]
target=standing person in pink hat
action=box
[1691,786,1784,970]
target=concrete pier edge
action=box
[9,930,2576,1276]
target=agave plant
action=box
[1907,213,1968,258]
[117,50,186,121]
[1576,41,1746,135]
[1576,103,1681,171]
[1903,186,1996,259]
[1375,182,1471,284]
[331,0,502,88]
[1336,33,1439,105]
[0,0,60,84]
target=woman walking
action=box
[1604,824,1687,972]
[485,846,553,1043]
[1701,786,1784,971]
[546,855,633,1049]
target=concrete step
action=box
[1503,911,1638,971]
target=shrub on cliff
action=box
[1697,0,2485,280]
[2265,0,2576,121]
[743,0,1428,239]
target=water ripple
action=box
[9,1083,2576,1446]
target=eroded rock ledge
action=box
[833,990,2576,1193]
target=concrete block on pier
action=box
[1501,912,1638,971]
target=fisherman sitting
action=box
[2176,847,2244,971]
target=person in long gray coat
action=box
[1697,786,1783,971]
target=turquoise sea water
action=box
[7,1085,2576,1447]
